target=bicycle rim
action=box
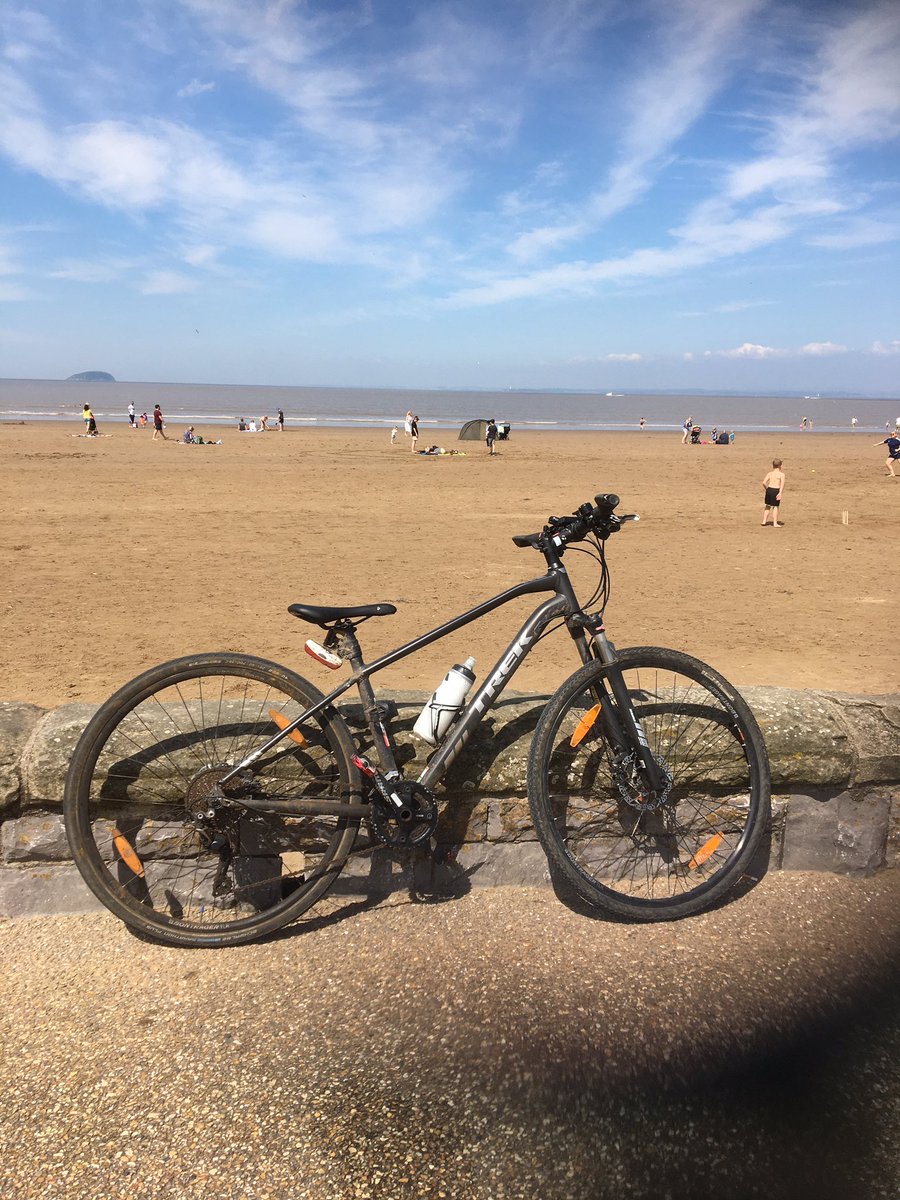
[64,655,362,945]
[530,649,769,919]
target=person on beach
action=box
[486,418,498,456]
[639,416,646,431]
[277,409,284,432]
[182,426,196,444]
[152,404,167,440]
[681,415,693,444]
[410,414,419,453]
[139,412,148,428]
[761,460,786,526]
[127,402,135,427]
[851,417,858,431]
[390,426,398,444]
[404,410,413,437]
[875,434,900,477]
[260,415,269,431]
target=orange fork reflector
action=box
[570,703,602,748]
[112,830,144,878]
[688,833,723,870]
[269,708,306,746]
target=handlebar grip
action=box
[593,493,620,510]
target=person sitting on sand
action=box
[183,426,196,444]
[875,433,900,477]
[761,459,786,527]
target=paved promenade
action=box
[3,873,900,1200]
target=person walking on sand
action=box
[681,415,693,444]
[152,404,167,441]
[486,417,498,456]
[875,433,900,477]
[410,414,419,453]
[277,409,284,432]
[390,426,398,445]
[761,459,786,526]
[127,401,136,428]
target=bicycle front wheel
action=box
[64,654,363,947]
[527,647,770,921]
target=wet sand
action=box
[1,422,895,706]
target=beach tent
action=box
[458,419,511,441]
[458,419,489,441]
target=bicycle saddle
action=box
[288,602,397,627]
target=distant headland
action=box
[66,371,116,383]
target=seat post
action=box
[334,623,400,775]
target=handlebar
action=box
[512,493,639,553]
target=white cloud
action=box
[704,343,785,358]
[808,216,900,249]
[605,352,642,362]
[800,341,848,356]
[139,270,199,295]
[872,339,900,355]
[177,79,216,99]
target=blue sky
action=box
[1,0,898,394]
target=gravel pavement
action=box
[3,872,900,1200]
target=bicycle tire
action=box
[64,653,364,947]
[527,647,770,921]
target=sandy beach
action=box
[2,421,895,707]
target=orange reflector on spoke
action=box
[570,703,602,748]
[269,709,306,746]
[112,830,145,878]
[688,833,723,870]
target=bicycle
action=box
[64,493,771,947]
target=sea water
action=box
[1,376,897,434]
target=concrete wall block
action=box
[1,811,69,862]
[743,688,854,787]
[824,694,900,786]
[486,797,538,842]
[22,703,97,807]
[450,840,552,889]
[0,701,45,813]
[0,863,104,918]
[782,790,891,875]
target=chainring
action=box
[368,780,438,847]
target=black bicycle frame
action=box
[221,562,590,783]
[220,553,666,798]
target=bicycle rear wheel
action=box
[64,654,363,946]
[528,647,770,921]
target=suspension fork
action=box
[584,625,669,796]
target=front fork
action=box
[569,616,669,797]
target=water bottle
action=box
[413,657,477,746]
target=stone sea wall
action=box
[1,688,899,917]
